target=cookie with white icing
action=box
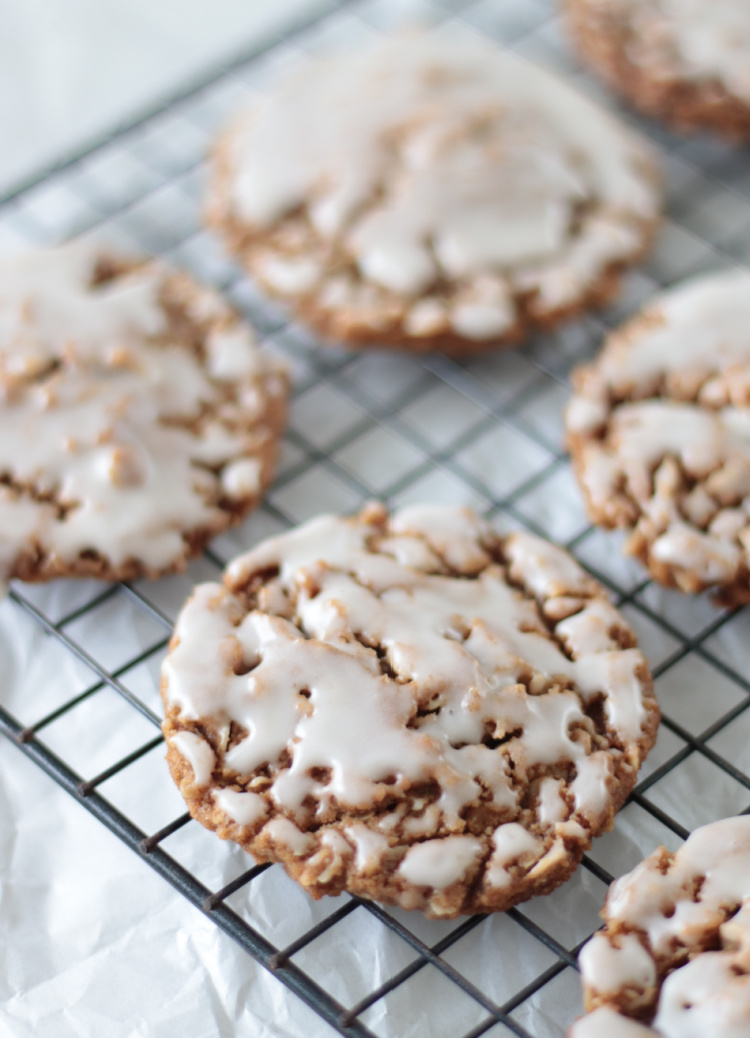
[564,0,750,140]
[570,816,750,1037]
[567,269,750,604]
[207,32,660,356]
[0,242,287,591]
[161,504,658,918]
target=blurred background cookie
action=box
[567,270,750,604]
[0,241,287,590]
[207,32,660,355]
[564,0,750,139]
[570,816,750,1036]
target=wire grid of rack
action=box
[3,0,750,1034]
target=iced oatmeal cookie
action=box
[207,32,660,355]
[0,241,287,591]
[567,269,750,604]
[564,0,750,139]
[161,504,658,918]
[570,816,750,1037]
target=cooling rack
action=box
[3,0,750,1034]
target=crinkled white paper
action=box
[0,588,583,1038]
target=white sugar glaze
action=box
[344,823,390,875]
[567,270,750,587]
[0,241,285,588]
[264,816,315,857]
[610,0,750,102]
[568,271,750,417]
[575,816,750,1037]
[163,507,655,892]
[398,835,484,889]
[169,731,215,788]
[579,932,656,994]
[485,823,543,888]
[213,788,268,827]
[225,31,658,321]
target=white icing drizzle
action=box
[570,272,750,408]
[569,751,614,824]
[655,954,750,1038]
[221,458,262,500]
[223,32,657,325]
[567,270,750,589]
[164,506,655,896]
[397,835,484,889]
[213,788,268,827]
[606,818,750,954]
[402,803,441,837]
[557,600,629,656]
[537,777,569,826]
[579,932,657,994]
[170,732,215,788]
[485,823,543,889]
[505,532,598,601]
[577,816,750,1038]
[611,0,750,103]
[344,823,390,876]
[263,817,315,857]
[0,241,286,587]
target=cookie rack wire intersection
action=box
[2,0,750,1035]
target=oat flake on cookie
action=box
[0,241,287,594]
[567,269,750,604]
[207,32,660,355]
[161,504,658,918]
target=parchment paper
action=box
[0,572,590,1038]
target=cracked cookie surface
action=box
[161,504,658,917]
[207,32,660,356]
[0,241,287,591]
[570,817,750,1037]
[564,0,750,140]
[567,270,750,604]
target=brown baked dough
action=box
[162,504,658,918]
[564,0,750,140]
[207,33,660,356]
[0,242,287,587]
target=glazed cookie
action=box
[0,242,287,591]
[207,33,660,355]
[567,269,750,604]
[564,0,750,140]
[570,817,750,1037]
[161,504,658,918]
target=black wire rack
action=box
[4,0,750,1034]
